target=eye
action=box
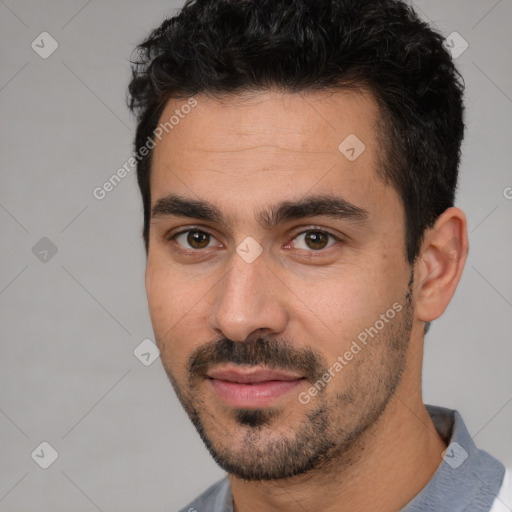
[290,229,339,251]
[171,229,221,250]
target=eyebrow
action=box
[151,193,369,229]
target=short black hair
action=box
[127,0,465,264]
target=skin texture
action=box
[145,89,469,511]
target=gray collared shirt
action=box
[179,405,506,511]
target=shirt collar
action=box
[402,404,505,511]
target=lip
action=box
[207,365,306,408]
[207,364,303,383]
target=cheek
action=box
[145,261,211,371]
[145,254,197,323]
[145,264,187,355]
[292,257,403,357]
[145,264,173,329]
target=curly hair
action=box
[127,0,465,264]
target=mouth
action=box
[206,364,306,408]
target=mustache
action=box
[188,337,328,384]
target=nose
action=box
[207,248,289,342]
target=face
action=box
[146,89,416,480]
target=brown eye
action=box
[291,230,337,251]
[173,230,217,250]
[305,231,329,250]
[187,231,210,249]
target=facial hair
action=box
[161,271,415,481]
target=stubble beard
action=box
[162,275,415,481]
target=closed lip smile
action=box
[206,364,306,408]
[207,364,304,383]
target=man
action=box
[127,0,511,510]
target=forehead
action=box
[149,88,398,228]
[154,88,380,155]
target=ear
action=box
[414,207,469,323]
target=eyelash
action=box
[167,226,341,255]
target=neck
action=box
[229,347,446,512]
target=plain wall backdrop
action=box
[1,0,511,510]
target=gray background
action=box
[0,0,511,510]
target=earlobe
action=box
[414,207,469,323]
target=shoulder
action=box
[178,476,232,512]
[489,467,512,512]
